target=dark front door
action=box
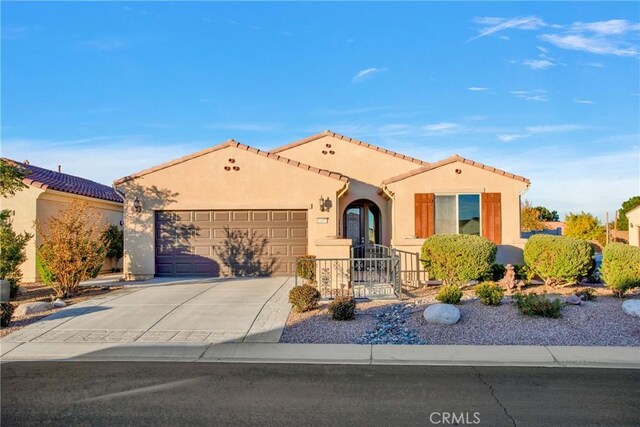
[343,200,380,247]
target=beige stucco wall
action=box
[0,187,123,282]
[627,206,640,247]
[276,135,422,245]
[117,145,348,280]
[386,160,530,265]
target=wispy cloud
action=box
[525,124,585,133]
[205,123,279,132]
[510,90,550,102]
[573,99,595,105]
[352,67,387,83]
[470,16,546,41]
[539,33,638,56]
[468,87,490,91]
[423,122,459,133]
[497,134,530,142]
[522,59,555,70]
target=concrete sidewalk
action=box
[2,342,638,368]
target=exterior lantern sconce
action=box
[133,197,142,213]
[319,196,332,212]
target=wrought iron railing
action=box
[351,243,391,259]
[391,248,429,290]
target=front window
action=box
[435,194,481,235]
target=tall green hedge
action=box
[421,234,497,285]
[602,243,640,296]
[523,234,593,287]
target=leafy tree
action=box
[36,200,107,298]
[616,196,640,231]
[521,200,544,232]
[534,205,559,222]
[0,211,32,298]
[0,159,28,197]
[102,225,124,263]
[564,211,606,247]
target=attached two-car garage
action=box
[155,209,308,277]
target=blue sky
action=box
[2,2,639,219]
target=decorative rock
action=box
[52,298,67,308]
[17,286,28,296]
[565,295,582,305]
[423,303,460,325]
[14,301,54,317]
[356,304,421,344]
[622,300,640,318]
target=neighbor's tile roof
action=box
[382,154,531,185]
[3,159,123,203]
[270,130,429,166]
[114,140,349,185]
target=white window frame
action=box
[434,193,482,235]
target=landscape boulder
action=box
[52,298,67,308]
[14,301,54,317]
[622,300,640,318]
[423,303,460,325]
[565,295,582,305]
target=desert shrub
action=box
[288,284,320,313]
[574,287,596,301]
[475,282,504,306]
[435,284,463,304]
[1,302,14,327]
[36,252,56,286]
[328,296,356,321]
[0,210,32,299]
[296,255,316,283]
[421,234,497,285]
[102,225,124,264]
[513,264,533,282]
[36,201,107,298]
[513,293,563,318]
[601,243,640,297]
[523,235,593,287]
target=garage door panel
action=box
[155,210,308,277]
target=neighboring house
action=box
[115,131,530,280]
[627,205,640,247]
[0,159,123,282]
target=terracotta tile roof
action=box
[382,154,531,185]
[114,140,349,185]
[3,158,123,203]
[270,130,429,166]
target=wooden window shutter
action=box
[415,193,435,238]
[482,193,502,244]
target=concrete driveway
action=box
[3,277,294,346]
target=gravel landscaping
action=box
[281,287,640,346]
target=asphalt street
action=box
[1,362,638,426]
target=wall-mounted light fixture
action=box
[319,196,332,212]
[133,197,142,213]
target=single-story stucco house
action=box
[626,205,640,247]
[115,131,530,281]
[1,159,124,282]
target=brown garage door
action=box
[155,210,308,277]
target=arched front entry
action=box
[343,199,381,247]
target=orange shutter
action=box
[482,193,502,244]
[415,193,435,238]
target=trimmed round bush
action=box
[288,284,320,313]
[523,235,593,287]
[328,296,356,321]
[421,234,497,285]
[435,284,463,304]
[475,282,504,306]
[296,255,316,284]
[602,243,640,297]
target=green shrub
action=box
[574,287,597,301]
[435,284,463,304]
[523,235,593,287]
[288,284,320,313]
[513,293,563,318]
[475,282,504,306]
[483,264,506,282]
[0,210,32,299]
[421,234,497,285]
[601,243,640,297]
[36,252,56,286]
[296,256,316,283]
[328,296,356,321]
[513,264,533,282]
[1,302,14,327]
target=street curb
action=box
[1,342,638,368]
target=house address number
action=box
[316,217,329,224]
